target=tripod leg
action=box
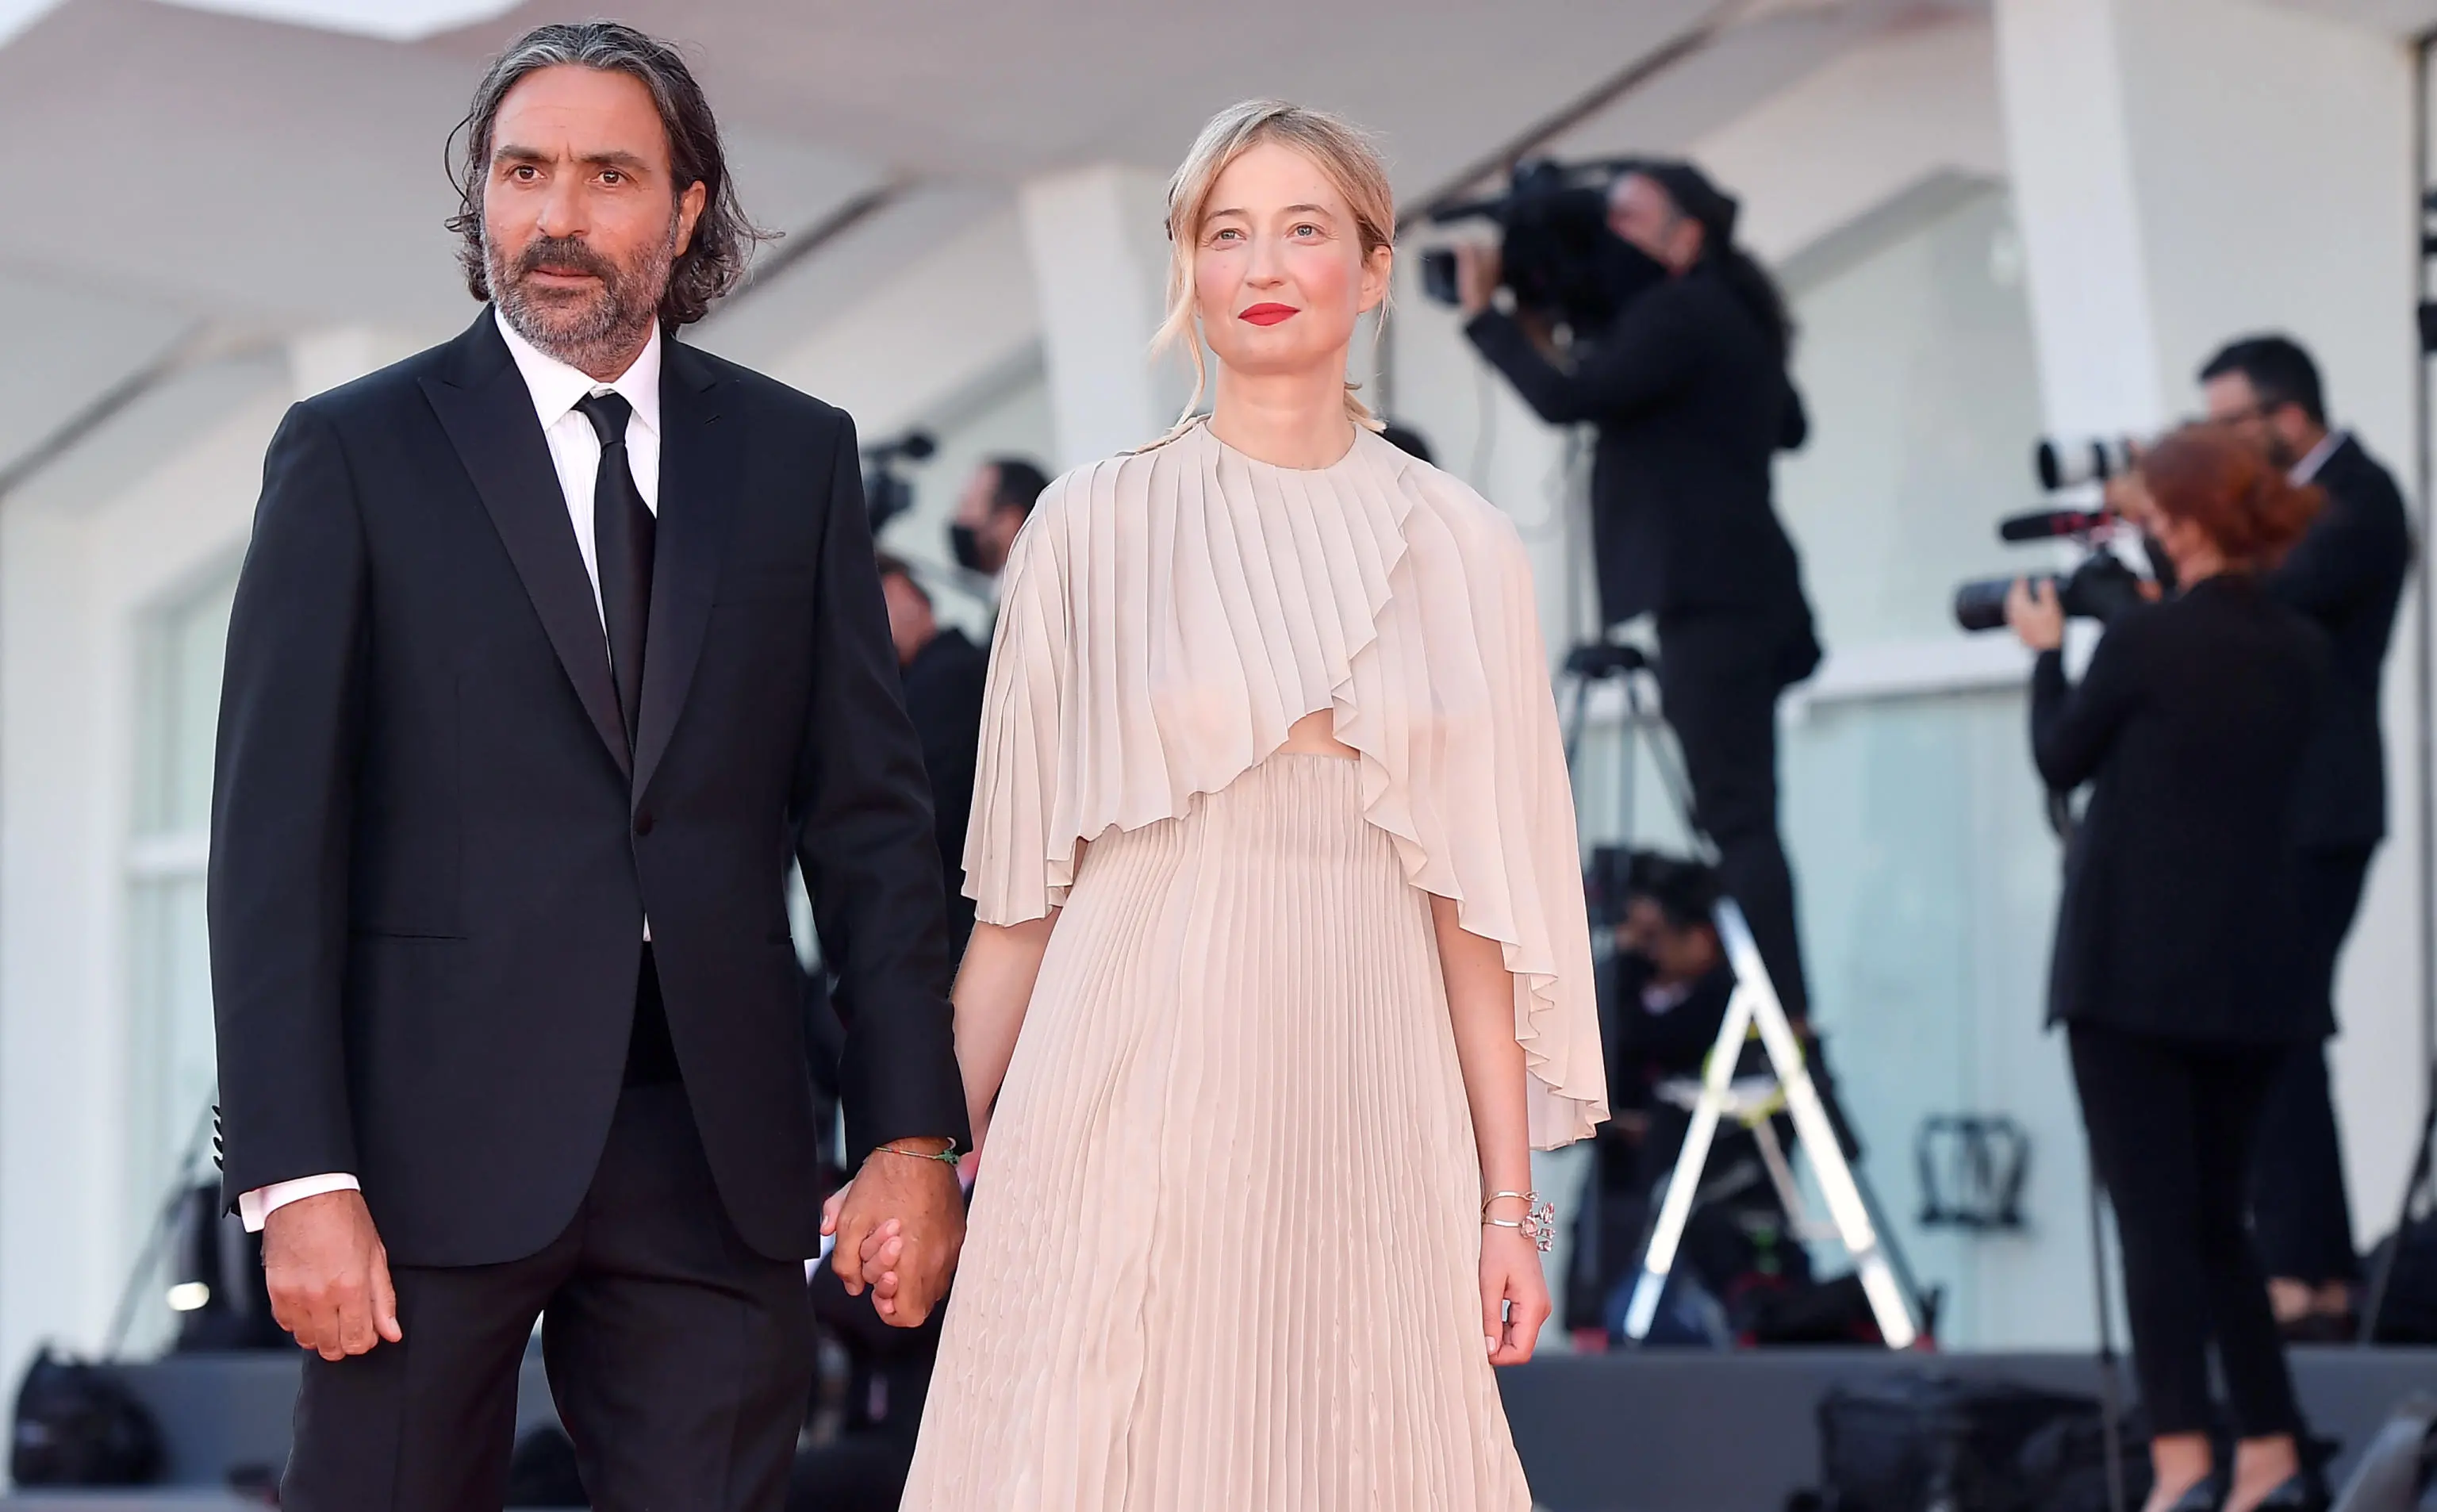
[1622,983,1758,1342]
[2088,1156,2128,1512]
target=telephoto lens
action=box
[2034,436,2137,491]
[1952,555,2147,633]
[1953,575,2044,633]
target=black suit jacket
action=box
[209,312,969,1267]
[2266,434,2410,850]
[897,627,988,955]
[2034,575,2332,1044]
[1465,264,1813,630]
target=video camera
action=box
[1418,157,1661,336]
[862,428,936,535]
[1950,436,2152,633]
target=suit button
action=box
[634,812,655,836]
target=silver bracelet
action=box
[1480,1190,1556,1253]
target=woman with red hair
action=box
[2009,424,2330,1512]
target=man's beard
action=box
[489,217,677,372]
[2261,431,2299,470]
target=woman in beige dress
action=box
[893,101,1608,1510]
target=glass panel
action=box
[1782,689,2097,1347]
[134,573,236,839]
[125,569,240,1331]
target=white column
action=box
[1018,165,1188,470]
[1995,0,2424,1244]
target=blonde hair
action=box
[1153,99,1395,435]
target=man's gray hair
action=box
[446,21,771,328]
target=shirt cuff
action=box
[238,1172,361,1233]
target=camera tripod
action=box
[1556,639,1929,1348]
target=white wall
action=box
[764,204,1044,444]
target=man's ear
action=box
[674,179,709,257]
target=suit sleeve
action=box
[209,402,367,1211]
[1779,375,1810,451]
[791,413,972,1162]
[2266,464,2408,622]
[2029,621,2145,792]
[1464,293,1697,427]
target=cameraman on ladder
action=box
[1455,160,1822,1034]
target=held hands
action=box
[819,1141,966,1327]
[2005,576,2066,653]
[261,1189,401,1362]
[1480,1223,1551,1366]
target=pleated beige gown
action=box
[903,421,1608,1512]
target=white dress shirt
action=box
[239,313,665,1232]
[2291,428,2343,487]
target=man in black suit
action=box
[208,25,969,1510]
[1458,160,1821,1026]
[876,554,989,956]
[2200,333,2412,1336]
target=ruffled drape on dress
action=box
[963,419,1606,1147]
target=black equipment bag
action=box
[1817,1372,2102,1512]
[9,1349,163,1486]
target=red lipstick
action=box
[1239,303,1299,326]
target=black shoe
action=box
[2243,1472,2328,1512]
[2160,1477,2222,1512]
[2277,1311,2356,1345]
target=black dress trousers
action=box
[2250,843,2373,1286]
[1654,610,1813,1026]
[282,970,813,1512]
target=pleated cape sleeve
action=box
[962,420,1607,1147]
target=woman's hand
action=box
[1481,1224,1551,1365]
[1454,242,1502,317]
[2006,576,2066,652]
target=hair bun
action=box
[2136,424,2324,569]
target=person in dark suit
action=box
[946,455,1050,580]
[1457,159,1821,1026]
[876,553,988,956]
[2199,335,2409,1337]
[2009,424,2330,1512]
[207,25,968,1511]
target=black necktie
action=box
[576,393,654,754]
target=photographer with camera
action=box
[2198,335,2410,1340]
[2009,425,2330,1512]
[1456,161,1821,1026]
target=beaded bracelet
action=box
[1480,1190,1557,1254]
[872,1141,961,1169]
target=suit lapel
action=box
[419,313,631,781]
[633,340,742,804]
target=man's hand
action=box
[1454,242,1502,318]
[262,1189,401,1362]
[819,1142,965,1327]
